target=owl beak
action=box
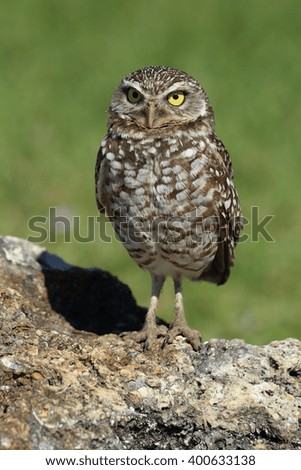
[146,102,157,128]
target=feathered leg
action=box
[122,273,167,350]
[164,278,202,351]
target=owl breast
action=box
[99,129,230,279]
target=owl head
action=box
[109,66,214,131]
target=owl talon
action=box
[164,325,202,351]
[121,324,168,350]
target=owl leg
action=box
[122,274,167,350]
[164,278,202,351]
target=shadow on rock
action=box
[37,251,146,335]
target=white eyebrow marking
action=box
[163,82,190,94]
[122,80,144,94]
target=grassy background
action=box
[1,0,300,343]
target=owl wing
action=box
[95,145,106,213]
[200,137,243,285]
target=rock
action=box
[0,235,300,450]
[0,236,146,335]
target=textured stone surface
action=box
[0,236,300,450]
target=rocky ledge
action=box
[0,236,300,450]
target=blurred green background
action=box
[1,0,300,343]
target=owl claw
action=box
[163,325,202,351]
[121,324,201,351]
[121,324,168,351]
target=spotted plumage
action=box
[95,66,242,350]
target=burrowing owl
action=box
[95,66,242,351]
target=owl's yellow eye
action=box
[127,87,142,104]
[167,91,185,106]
